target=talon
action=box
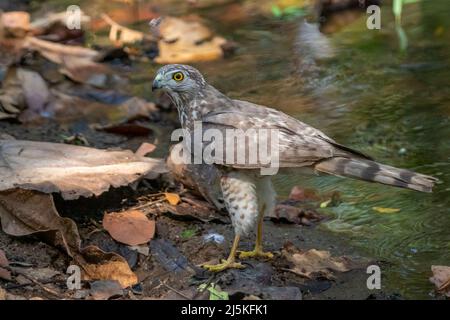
[238,249,274,260]
[202,260,245,272]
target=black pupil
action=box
[175,73,182,80]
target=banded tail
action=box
[314,157,438,193]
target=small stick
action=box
[11,268,61,298]
[162,282,191,300]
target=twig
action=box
[181,197,215,209]
[162,282,191,300]
[11,268,62,298]
[5,278,63,290]
[132,198,165,210]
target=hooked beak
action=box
[152,74,163,92]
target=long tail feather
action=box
[314,157,438,193]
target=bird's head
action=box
[152,64,206,100]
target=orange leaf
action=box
[103,210,155,246]
[164,192,181,205]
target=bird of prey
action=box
[152,64,437,272]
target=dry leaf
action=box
[0,249,8,267]
[282,243,364,279]
[80,246,138,288]
[154,16,228,64]
[103,210,155,246]
[0,249,11,281]
[23,36,99,63]
[101,14,147,44]
[0,267,12,281]
[164,192,181,205]
[59,55,112,87]
[1,11,30,37]
[0,140,167,200]
[49,90,157,124]
[0,190,138,287]
[17,68,50,114]
[31,10,90,31]
[288,186,319,201]
[372,207,401,214]
[270,204,323,226]
[89,280,123,300]
[13,267,60,280]
[135,142,156,157]
[0,287,6,300]
[430,265,450,297]
[159,201,227,223]
[0,189,81,256]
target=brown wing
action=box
[201,99,371,169]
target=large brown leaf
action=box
[0,140,167,200]
[0,189,80,256]
[103,210,155,246]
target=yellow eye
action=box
[172,72,184,82]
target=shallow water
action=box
[51,0,450,298]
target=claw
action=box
[202,259,245,272]
[238,248,274,260]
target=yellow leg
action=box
[203,234,245,272]
[238,206,274,260]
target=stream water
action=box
[47,0,450,299]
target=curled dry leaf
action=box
[103,210,156,246]
[0,189,81,256]
[0,139,167,200]
[430,265,450,297]
[282,242,365,280]
[80,246,138,288]
[164,192,181,206]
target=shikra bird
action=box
[152,64,438,272]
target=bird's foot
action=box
[238,248,274,260]
[202,259,245,272]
